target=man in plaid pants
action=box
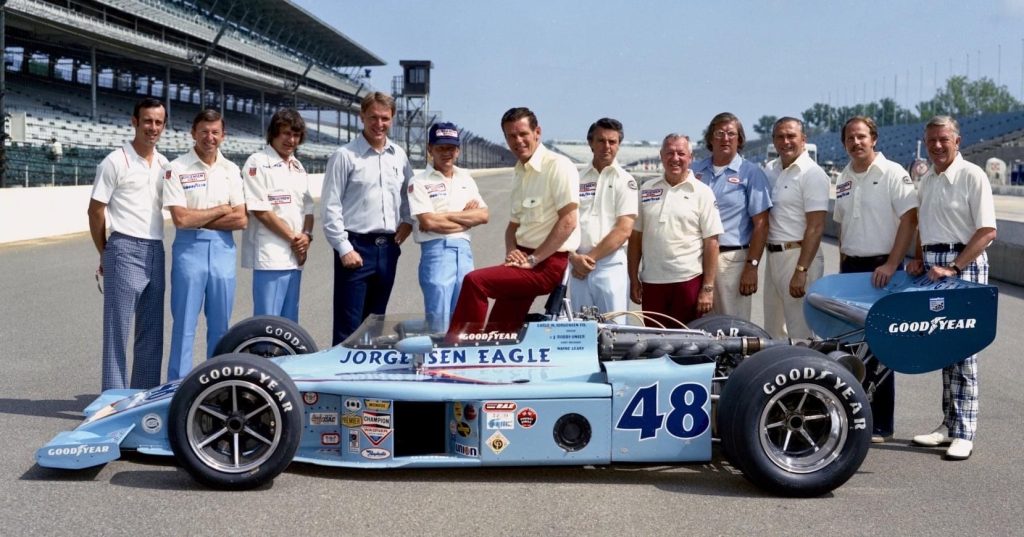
[907,115,997,461]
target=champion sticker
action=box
[487,432,509,455]
[141,413,162,434]
[362,411,392,429]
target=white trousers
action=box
[763,247,823,339]
[569,250,628,323]
[711,248,752,320]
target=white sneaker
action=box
[912,425,952,447]
[945,439,973,460]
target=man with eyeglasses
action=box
[762,117,829,339]
[691,113,772,321]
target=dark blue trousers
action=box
[332,232,400,345]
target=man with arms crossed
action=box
[242,108,314,322]
[762,117,830,339]
[908,115,996,461]
[163,109,247,381]
[87,97,168,390]
[409,122,489,332]
[569,117,638,323]
[446,107,579,339]
[628,134,723,326]
[691,112,772,320]
[834,115,918,444]
[322,92,413,345]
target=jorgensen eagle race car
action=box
[37,272,997,496]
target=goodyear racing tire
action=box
[717,346,872,497]
[687,314,772,339]
[212,316,317,358]
[168,353,302,490]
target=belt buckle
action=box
[374,236,388,246]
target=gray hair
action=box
[926,115,960,137]
[661,133,691,151]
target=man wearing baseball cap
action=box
[408,122,489,332]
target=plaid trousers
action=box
[924,250,988,441]
[102,233,165,391]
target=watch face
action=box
[748,259,759,266]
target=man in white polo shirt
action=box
[763,117,830,339]
[569,117,638,323]
[87,97,168,391]
[834,115,918,444]
[628,134,723,326]
[242,108,314,322]
[908,115,997,461]
[163,109,247,381]
[409,122,489,332]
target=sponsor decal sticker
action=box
[486,412,515,430]
[348,431,360,453]
[929,297,945,312]
[361,447,390,460]
[361,425,392,446]
[362,411,392,429]
[887,316,976,335]
[341,413,362,428]
[46,445,111,457]
[454,442,479,457]
[450,420,458,435]
[456,331,518,343]
[309,412,338,426]
[453,401,463,420]
[517,407,537,428]
[302,392,319,405]
[457,421,472,438]
[465,404,477,420]
[344,398,362,411]
[487,432,509,455]
[365,399,390,411]
[141,413,162,434]
[484,401,517,412]
[321,433,341,446]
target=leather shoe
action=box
[912,425,952,446]
[945,439,973,460]
[871,434,892,444]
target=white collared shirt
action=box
[162,148,245,220]
[90,143,168,240]
[918,153,997,245]
[765,151,830,243]
[241,145,314,270]
[510,145,581,251]
[577,161,638,253]
[408,165,486,243]
[834,153,918,256]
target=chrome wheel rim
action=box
[186,380,283,473]
[759,383,848,474]
[232,336,296,357]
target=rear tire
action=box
[688,314,771,339]
[213,316,317,358]
[717,347,871,497]
[168,353,302,490]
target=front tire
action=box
[717,347,871,497]
[212,316,318,357]
[168,353,302,490]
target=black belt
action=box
[719,245,748,253]
[348,231,396,246]
[844,254,889,263]
[766,241,802,253]
[922,243,965,253]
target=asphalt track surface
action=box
[2,170,1023,537]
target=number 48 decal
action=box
[616,382,709,440]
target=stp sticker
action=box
[487,432,510,455]
[302,392,319,405]
[517,407,537,428]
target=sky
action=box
[293,0,1024,144]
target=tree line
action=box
[752,76,1023,137]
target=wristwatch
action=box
[526,254,537,267]
[948,261,962,277]
[701,284,715,292]
[795,265,808,273]
[746,258,760,267]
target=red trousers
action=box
[447,249,568,338]
[641,275,704,327]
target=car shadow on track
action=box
[0,394,97,421]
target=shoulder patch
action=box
[902,175,913,185]
[408,184,415,194]
[627,179,638,190]
[248,167,257,177]
[164,170,172,180]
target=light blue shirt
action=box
[691,154,772,247]
[322,134,414,256]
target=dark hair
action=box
[703,112,746,151]
[841,116,878,143]
[586,117,624,143]
[360,91,396,115]
[266,108,306,145]
[191,109,224,131]
[133,97,165,121]
[772,116,804,135]
[501,107,538,130]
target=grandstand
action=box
[0,0,511,187]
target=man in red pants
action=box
[446,107,580,339]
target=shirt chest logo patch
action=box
[268,193,292,205]
[179,172,207,191]
[425,183,447,199]
[580,181,597,199]
[641,188,663,203]
[727,176,741,184]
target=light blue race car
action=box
[36,272,998,497]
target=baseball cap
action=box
[429,122,460,146]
